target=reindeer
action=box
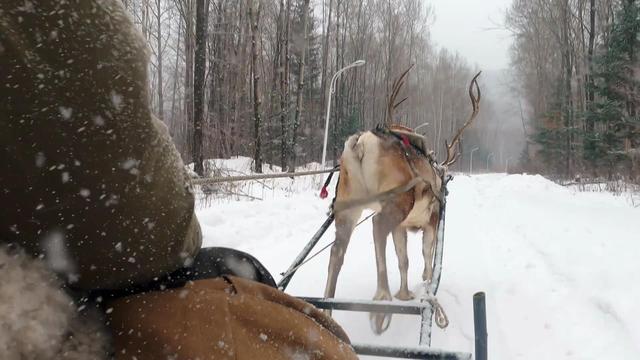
[323,70,481,334]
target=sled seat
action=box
[94,247,276,299]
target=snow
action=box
[58,106,73,120]
[35,152,46,167]
[42,230,76,278]
[110,91,123,111]
[196,158,640,359]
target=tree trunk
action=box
[561,0,573,177]
[170,18,182,148]
[249,0,263,173]
[155,0,164,121]
[279,0,291,170]
[320,0,334,123]
[269,0,284,167]
[182,0,196,160]
[290,0,312,171]
[331,0,342,164]
[193,0,207,175]
[585,0,596,133]
[208,2,218,158]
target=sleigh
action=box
[188,70,487,360]
[276,173,487,360]
[189,70,488,359]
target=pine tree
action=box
[585,0,640,173]
[534,105,570,177]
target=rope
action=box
[280,212,376,277]
[427,296,449,329]
[191,168,339,186]
[332,178,422,213]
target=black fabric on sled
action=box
[186,247,276,287]
[91,247,276,300]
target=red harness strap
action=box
[319,165,340,199]
[400,134,411,148]
[320,186,329,199]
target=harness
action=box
[319,164,340,199]
[324,126,447,212]
[375,125,445,200]
[373,124,431,159]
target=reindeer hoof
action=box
[422,270,433,283]
[370,290,393,334]
[369,312,392,335]
[394,289,415,301]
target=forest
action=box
[119,0,508,176]
[507,0,640,180]
[121,0,640,182]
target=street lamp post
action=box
[470,147,480,174]
[321,60,366,168]
[505,156,514,173]
[486,153,494,172]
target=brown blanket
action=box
[108,276,358,360]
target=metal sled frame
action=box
[277,176,488,359]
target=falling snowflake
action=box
[120,159,136,170]
[110,91,123,111]
[35,152,46,167]
[41,230,77,279]
[58,106,73,120]
[93,115,105,126]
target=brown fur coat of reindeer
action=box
[324,70,481,334]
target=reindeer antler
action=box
[440,71,482,167]
[386,64,414,125]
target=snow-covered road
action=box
[197,168,640,359]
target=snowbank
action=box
[196,164,640,359]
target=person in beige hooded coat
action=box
[0,0,201,290]
[0,1,357,359]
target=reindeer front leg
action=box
[370,214,393,334]
[422,211,439,283]
[324,208,362,316]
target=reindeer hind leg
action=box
[370,192,413,334]
[392,226,414,300]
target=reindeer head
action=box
[386,67,482,184]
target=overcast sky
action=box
[428,0,513,71]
